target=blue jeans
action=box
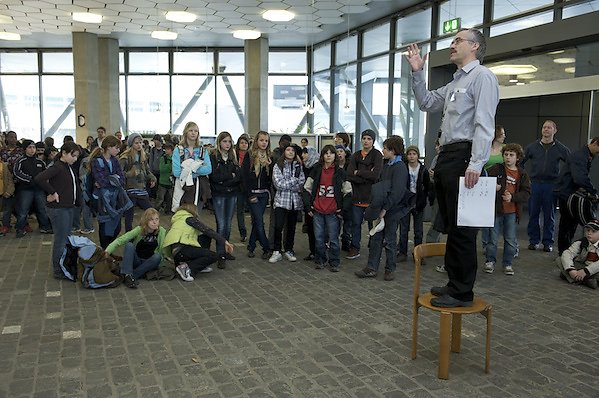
[46,207,74,275]
[72,204,94,231]
[15,188,51,231]
[124,193,152,232]
[367,215,400,272]
[313,212,341,267]
[398,209,424,255]
[213,195,237,256]
[120,242,161,280]
[247,192,270,253]
[350,205,372,251]
[527,181,556,246]
[2,195,15,228]
[236,192,247,238]
[486,213,517,267]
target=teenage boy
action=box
[556,219,599,289]
[156,143,174,214]
[484,143,530,275]
[345,129,383,259]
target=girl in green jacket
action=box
[105,208,166,288]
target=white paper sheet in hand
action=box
[457,177,497,227]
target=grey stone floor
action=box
[0,209,597,398]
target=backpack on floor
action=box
[75,243,123,289]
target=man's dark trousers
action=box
[435,144,478,302]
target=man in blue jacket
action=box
[521,120,570,252]
[555,137,599,255]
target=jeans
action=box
[273,207,298,252]
[120,242,161,279]
[350,205,373,251]
[247,192,270,253]
[174,245,218,274]
[213,195,237,256]
[72,204,94,231]
[124,193,152,231]
[527,181,556,246]
[398,208,424,255]
[313,212,341,267]
[485,213,517,267]
[236,192,247,238]
[46,207,74,275]
[557,198,578,255]
[480,228,491,249]
[15,188,51,231]
[155,184,173,213]
[2,195,15,227]
[99,219,121,250]
[367,215,400,272]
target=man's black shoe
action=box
[543,245,553,252]
[124,274,138,289]
[430,286,449,296]
[528,243,539,250]
[430,294,473,308]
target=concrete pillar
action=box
[72,33,120,146]
[244,37,268,134]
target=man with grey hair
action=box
[405,28,499,307]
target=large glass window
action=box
[0,75,41,140]
[333,64,357,134]
[217,52,244,74]
[363,23,390,57]
[396,8,432,48]
[0,53,37,73]
[269,52,306,73]
[171,75,215,136]
[493,0,553,20]
[42,75,75,144]
[314,44,331,72]
[216,76,245,136]
[563,0,599,19]
[42,53,73,73]
[173,51,213,74]
[128,52,168,73]
[335,35,358,66]
[269,75,308,135]
[359,56,389,142]
[312,71,331,134]
[126,76,170,135]
[490,11,553,37]
[437,0,484,36]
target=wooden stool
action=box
[411,243,492,379]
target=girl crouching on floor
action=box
[104,208,166,288]
[163,203,234,282]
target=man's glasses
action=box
[451,37,476,46]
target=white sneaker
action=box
[199,266,213,273]
[435,264,446,273]
[484,262,495,274]
[283,251,297,262]
[176,263,194,282]
[269,251,283,263]
[504,265,514,276]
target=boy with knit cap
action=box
[556,219,599,289]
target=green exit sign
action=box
[443,18,461,34]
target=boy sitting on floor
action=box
[556,219,599,289]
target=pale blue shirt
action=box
[412,59,499,172]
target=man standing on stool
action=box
[406,28,499,307]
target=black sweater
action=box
[34,160,82,208]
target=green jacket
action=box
[105,226,166,256]
[162,209,224,257]
[159,154,173,187]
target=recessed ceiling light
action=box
[263,10,295,22]
[165,11,196,23]
[564,67,575,74]
[72,12,102,24]
[0,15,12,24]
[151,30,177,40]
[547,50,564,55]
[489,65,538,75]
[0,32,20,40]
[509,79,518,83]
[516,82,525,86]
[553,57,575,64]
[233,30,261,40]
[530,80,545,84]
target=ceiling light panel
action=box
[553,57,575,64]
[263,10,295,22]
[151,30,177,40]
[165,11,197,23]
[489,65,538,75]
[72,12,103,23]
[0,32,21,40]
[233,30,261,40]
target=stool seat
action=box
[418,293,489,314]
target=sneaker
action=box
[384,271,395,281]
[484,262,495,274]
[315,263,325,270]
[80,228,95,234]
[346,248,360,260]
[176,263,194,282]
[247,250,255,258]
[199,266,213,273]
[269,251,283,263]
[16,230,27,238]
[262,251,272,260]
[528,243,540,250]
[329,265,340,272]
[283,251,297,262]
[217,258,226,269]
[543,245,553,253]
[71,228,80,234]
[584,278,598,289]
[224,253,236,261]
[503,265,514,276]
[303,253,315,261]
[24,224,33,233]
[0,226,9,236]
[354,267,377,278]
[124,274,138,289]
[435,264,446,273]
[39,228,53,234]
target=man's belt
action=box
[440,141,472,152]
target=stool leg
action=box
[484,307,492,373]
[451,313,462,353]
[438,311,451,379]
[412,306,419,360]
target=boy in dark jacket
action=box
[398,145,432,261]
[155,143,174,214]
[484,143,531,275]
